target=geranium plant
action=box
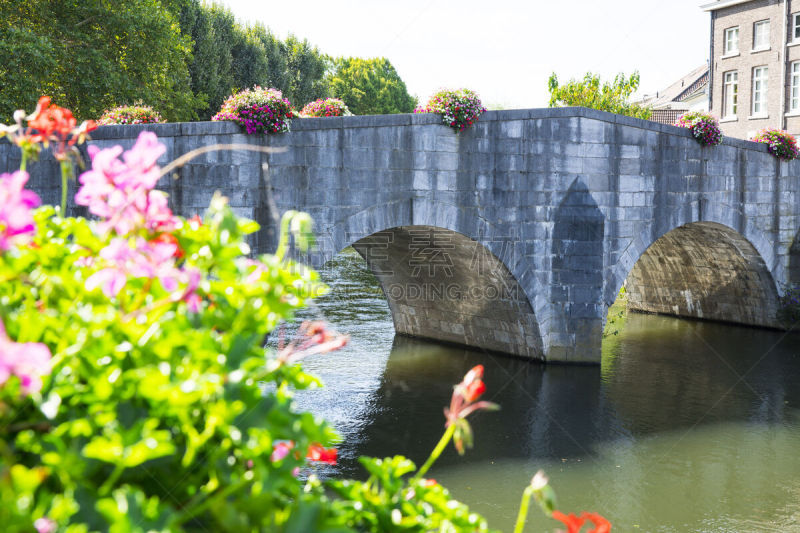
[674,111,722,146]
[97,104,164,125]
[0,95,96,213]
[212,86,295,134]
[300,98,351,117]
[415,88,487,132]
[751,127,800,160]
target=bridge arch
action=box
[341,225,544,359]
[617,221,781,329]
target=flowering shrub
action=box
[212,86,295,134]
[0,97,611,532]
[674,111,722,146]
[751,128,800,160]
[300,97,351,117]
[415,88,487,132]
[97,104,164,125]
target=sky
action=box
[217,0,711,109]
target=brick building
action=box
[639,65,709,125]
[703,0,800,139]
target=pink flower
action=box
[0,171,41,251]
[271,441,293,462]
[85,237,181,297]
[0,318,52,394]
[174,267,202,312]
[75,131,176,235]
[34,518,57,533]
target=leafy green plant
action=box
[547,71,651,119]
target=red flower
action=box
[582,512,611,533]
[306,443,337,464]
[552,511,585,533]
[551,510,612,533]
[462,378,485,402]
[151,232,184,258]
[445,365,499,454]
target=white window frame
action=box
[724,26,739,55]
[791,62,800,112]
[793,13,800,43]
[723,71,738,118]
[752,66,768,117]
[753,19,770,51]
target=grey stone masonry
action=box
[3,107,799,364]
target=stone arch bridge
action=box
[6,108,800,364]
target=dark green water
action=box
[292,249,800,532]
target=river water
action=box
[291,248,800,532]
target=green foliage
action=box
[327,57,416,115]
[329,457,496,532]
[0,199,339,530]
[0,0,201,123]
[175,2,327,120]
[547,71,652,119]
[283,35,331,106]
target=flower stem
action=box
[20,154,27,173]
[60,160,71,215]
[99,463,125,496]
[411,423,455,483]
[513,484,536,533]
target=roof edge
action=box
[701,0,754,12]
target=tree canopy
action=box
[1,1,416,122]
[547,71,652,119]
[327,57,416,115]
[1,0,200,123]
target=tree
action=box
[282,35,330,107]
[1,0,201,123]
[327,57,416,115]
[547,71,652,119]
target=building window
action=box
[792,62,800,112]
[724,27,739,54]
[753,20,770,50]
[793,13,800,42]
[752,66,768,116]
[723,71,738,117]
